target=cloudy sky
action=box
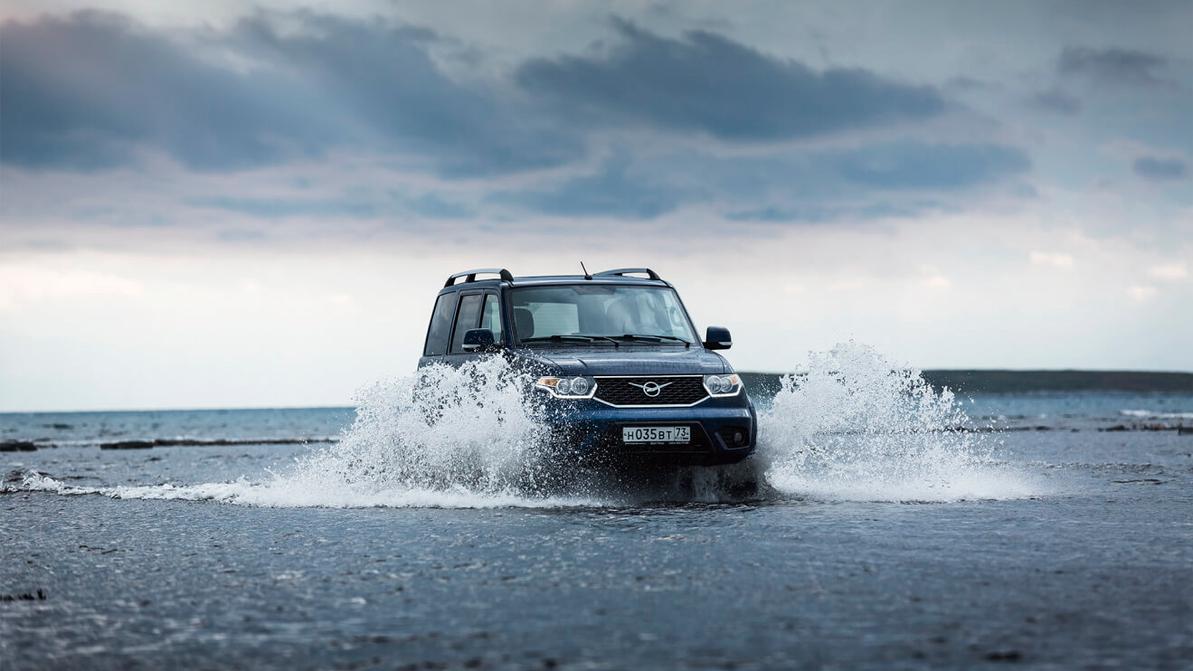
[1,0,1191,411]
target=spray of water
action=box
[7,342,1037,506]
[757,341,1034,501]
[196,356,601,507]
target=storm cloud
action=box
[0,8,1103,225]
[0,11,579,175]
[1133,156,1187,181]
[1058,47,1170,85]
[834,143,1030,190]
[2,12,953,176]
[494,157,689,219]
[495,142,1029,220]
[0,11,330,170]
[516,19,945,141]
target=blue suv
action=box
[419,267,756,465]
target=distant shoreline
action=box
[740,370,1193,396]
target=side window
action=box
[480,294,503,342]
[450,294,484,354]
[424,293,458,357]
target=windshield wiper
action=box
[521,334,619,347]
[521,335,594,344]
[575,334,620,347]
[616,334,691,347]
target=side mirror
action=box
[704,326,732,350]
[462,328,497,353]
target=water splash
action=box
[7,343,1038,507]
[204,357,608,507]
[757,342,1035,502]
[293,357,555,496]
[6,358,601,508]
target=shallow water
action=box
[3,347,1192,669]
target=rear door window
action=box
[424,293,458,357]
[450,294,484,354]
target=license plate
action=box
[622,426,690,444]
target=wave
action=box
[97,436,339,449]
[4,470,600,509]
[1120,409,1193,420]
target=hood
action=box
[512,346,729,376]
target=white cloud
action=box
[1029,251,1074,269]
[918,265,952,289]
[0,262,144,311]
[1126,285,1158,302]
[1149,263,1188,281]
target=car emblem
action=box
[628,380,673,398]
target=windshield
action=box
[510,285,697,344]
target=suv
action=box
[419,267,756,465]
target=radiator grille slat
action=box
[593,376,708,406]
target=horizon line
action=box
[3,368,1191,415]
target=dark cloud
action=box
[405,194,474,219]
[1133,156,1187,181]
[944,76,993,92]
[1029,88,1082,115]
[228,13,579,176]
[494,157,690,219]
[833,143,1030,190]
[1,9,1030,227]
[515,19,944,141]
[189,196,379,219]
[1058,47,1169,85]
[498,142,1028,220]
[0,11,578,174]
[0,11,335,171]
[726,201,934,223]
[190,191,473,219]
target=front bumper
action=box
[543,396,757,466]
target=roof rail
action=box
[444,268,514,288]
[594,267,661,281]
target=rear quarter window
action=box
[423,293,458,357]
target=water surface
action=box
[3,351,1191,669]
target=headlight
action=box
[568,376,590,395]
[535,375,596,399]
[703,373,743,397]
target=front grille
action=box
[593,376,708,406]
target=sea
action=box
[2,344,1191,670]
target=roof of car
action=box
[513,274,668,286]
[439,276,671,292]
[440,268,671,291]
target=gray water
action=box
[3,349,1192,670]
